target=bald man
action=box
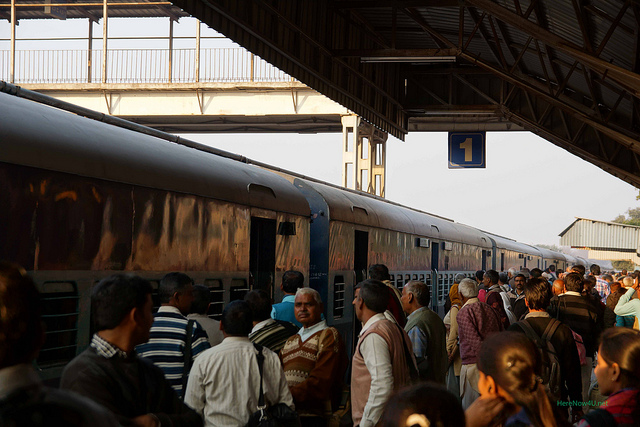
[552,279,565,297]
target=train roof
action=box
[535,247,566,261]
[0,91,310,217]
[484,233,542,258]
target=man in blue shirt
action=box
[271,270,304,327]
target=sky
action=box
[2,17,639,247]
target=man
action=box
[508,274,528,320]
[188,285,224,347]
[456,278,503,409]
[136,272,210,398]
[614,276,640,326]
[0,263,119,427]
[246,289,298,353]
[184,301,293,427]
[280,288,348,426]
[571,264,586,277]
[552,279,565,297]
[272,270,305,327]
[548,264,558,280]
[508,277,583,422]
[530,268,543,279]
[507,267,517,287]
[483,270,510,329]
[552,272,600,401]
[351,279,416,427]
[589,264,610,301]
[61,274,202,427]
[400,280,447,384]
[369,264,406,327]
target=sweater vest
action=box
[351,318,411,426]
[404,307,448,384]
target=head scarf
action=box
[449,283,462,308]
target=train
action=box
[0,83,605,382]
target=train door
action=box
[250,217,276,292]
[431,242,439,310]
[354,230,368,284]
[500,253,505,272]
[481,250,487,271]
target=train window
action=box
[419,274,425,282]
[333,275,345,319]
[230,278,250,301]
[204,279,224,320]
[37,281,79,367]
[412,274,418,280]
[404,274,411,287]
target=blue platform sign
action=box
[448,131,486,169]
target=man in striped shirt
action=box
[137,272,210,398]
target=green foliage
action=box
[612,260,635,271]
[612,207,640,226]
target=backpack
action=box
[517,318,562,400]
[570,329,588,366]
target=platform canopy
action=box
[4,0,640,188]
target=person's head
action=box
[499,272,509,285]
[564,272,584,293]
[281,270,304,294]
[92,274,154,344]
[523,278,551,311]
[191,284,211,315]
[622,276,634,288]
[530,268,543,279]
[484,269,499,287]
[571,264,586,276]
[368,264,391,282]
[603,274,614,284]
[454,273,466,284]
[159,272,194,315]
[622,269,628,276]
[595,328,640,399]
[0,262,43,368]
[221,300,253,337]
[508,268,516,278]
[590,264,601,276]
[381,383,465,427]
[353,279,388,321]
[514,274,526,291]
[458,278,478,303]
[584,275,597,293]
[478,332,556,427]
[475,270,485,283]
[401,281,430,314]
[294,287,323,328]
[449,283,462,307]
[610,281,622,294]
[548,265,556,273]
[551,279,565,296]
[519,268,530,279]
[244,289,272,323]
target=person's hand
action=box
[571,407,584,424]
[131,414,160,427]
[465,396,507,427]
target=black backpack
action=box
[517,318,562,400]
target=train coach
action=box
[0,85,602,381]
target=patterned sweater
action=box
[280,326,347,418]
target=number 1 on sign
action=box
[460,138,473,162]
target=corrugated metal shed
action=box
[559,217,640,251]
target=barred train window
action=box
[37,281,79,367]
[230,278,249,301]
[204,279,224,320]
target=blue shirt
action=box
[271,295,301,327]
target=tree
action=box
[612,260,635,271]
[612,207,640,226]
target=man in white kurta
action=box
[184,301,294,427]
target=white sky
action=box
[2,17,639,247]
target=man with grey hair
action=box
[280,288,347,426]
[456,278,503,409]
[400,280,447,384]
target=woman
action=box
[577,328,640,427]
[444,278,464,396]
[476,331,561,427]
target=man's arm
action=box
[288,329,346,405]
[614,288,640,317]
[190,323,211,359]
[406,326,428,378]
[148,362,203,427]
[359,334,393,427]
[184,358,206,417]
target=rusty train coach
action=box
[0,89,568,381]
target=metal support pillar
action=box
[101,0,107,84]
[10,0,15,83]
[341,115,388,197]
[195,19,200,83]
[168,18,173,83]
[88,19,93,83]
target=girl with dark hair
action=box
[381,383,466,427]
[577,328,640,427]
[476,331,561,427]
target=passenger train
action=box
[0,83,603,382]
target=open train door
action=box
[250,217,276,294]
[352,230,369,354]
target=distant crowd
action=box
[2,262,640,427]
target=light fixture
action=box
[360,56,457,64]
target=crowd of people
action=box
[2,261,640,427]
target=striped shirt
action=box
[136,305,210,397]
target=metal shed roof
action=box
[559,217,640,251]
